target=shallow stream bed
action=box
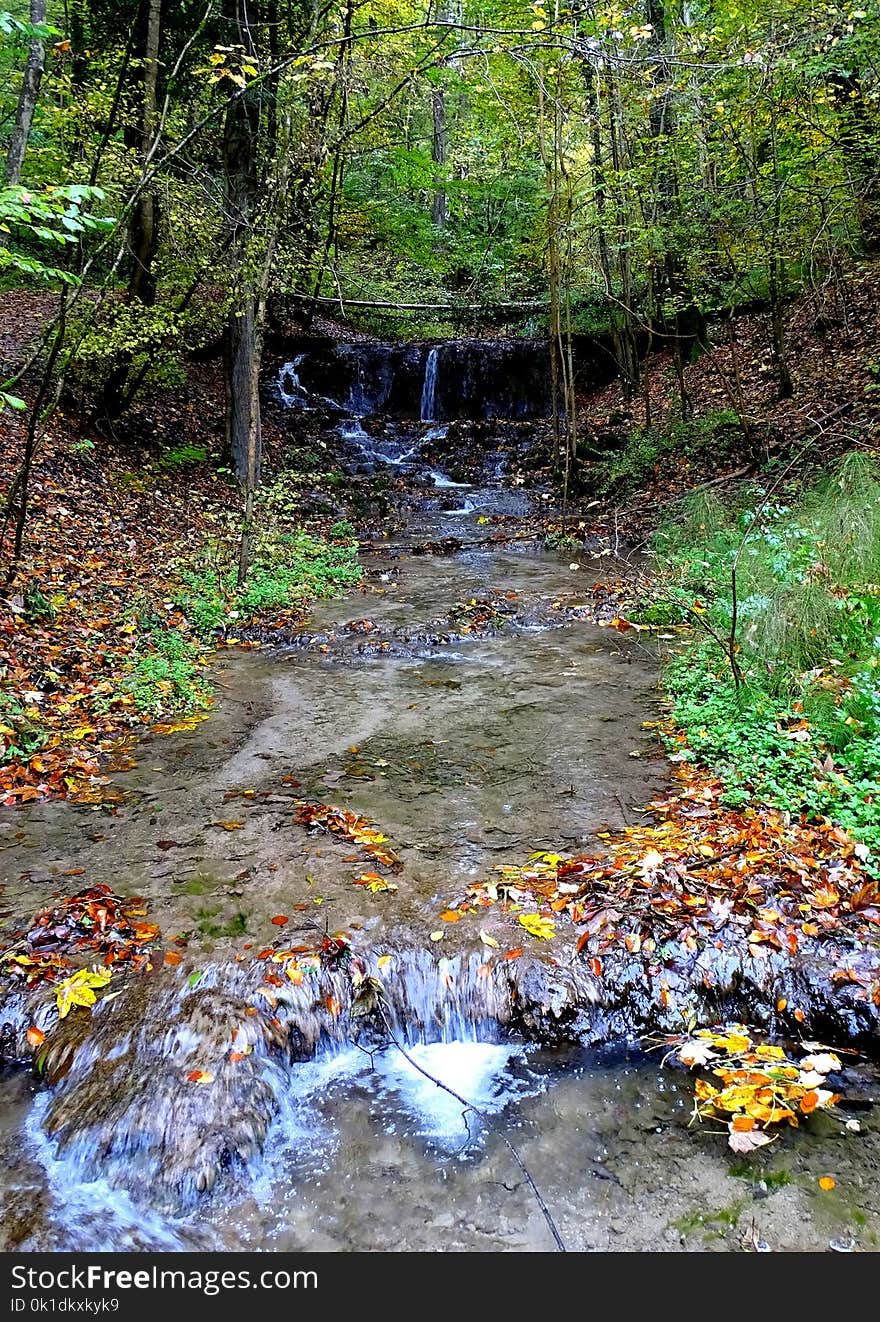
[1,466,879,1252]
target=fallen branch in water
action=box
[378,1005,568,1252]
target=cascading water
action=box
[278,354,307,407]
[420,346,439,422]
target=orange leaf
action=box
[503,948,524,961]
[439,909,461,923]
[271,915,289,926]
[215,821,244,831]
[164,951,183,966]
[818,1176,836,1191]
[326,995,341,1016]
[732,1115,756,1132]
[800,1090,820,1114]
[26,1026,45,1048]
[589,957,603,977]
[776,997,788,1012]
[186,1070,214,1084]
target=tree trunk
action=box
[222,0,262,489]
[129,0,162,307]
[431,88,448,228]
[4,0,48,185]
[430,0,450,229]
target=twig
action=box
[378,1007,568,1252]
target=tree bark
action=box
[431,87,448,228]
[430,0,450,229]
[128,0,162,307]
[4,0,48,185]
[222,0,262,489]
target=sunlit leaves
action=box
[674,1026,846,1149]
[55,966,112,1019]
[518,913,556,940]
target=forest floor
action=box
[569,259,880,538]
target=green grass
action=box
[648,452,880,868]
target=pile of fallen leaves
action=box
[667,1025,855,1152]
[293,800,402,875]
[441,765,880,1006]
[0,427,222,805]
[1,884,160,991]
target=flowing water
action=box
[1,374,879,1253]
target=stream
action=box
[1,397,879,1253]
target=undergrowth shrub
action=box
[650,451,880,866]
[595,411,742,497]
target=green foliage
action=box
[159,443,208,468]
[0,184,112,285]
[653,454,880,865]
[595,413,742,498]
[544,528,583,554]
[0,689,47,765]
[122,627,210,718]
[174,499,362,637]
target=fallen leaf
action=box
[679,1039,715,1068]
[728,1128,774,1153]
[271,915,289,926]
[818,1176,836,1191]
[518,913,556,940]
[186,1070,215,1085]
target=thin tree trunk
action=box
[431,88,448,228]
[129,0,162,306]
[430,0,450,229]
[222,0,262,505]
[3,290,67,581]
[4,0,48,185]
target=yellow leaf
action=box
[754,1044,787,1062]
[518,913,556,940]
[55,966,112,1019]
[479,931,500,949]
[377,954,393,971]
[818,1176,836,1191]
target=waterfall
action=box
[420,347,439,422]
[278,355,306,406]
